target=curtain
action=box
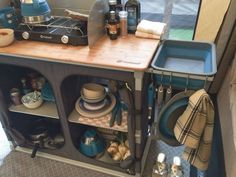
[194,0,231,42]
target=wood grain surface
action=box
[0,35,159,71]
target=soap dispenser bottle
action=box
[152,153,168,177]
[169,156,184,177]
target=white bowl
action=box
[0,29,14,47]
[21,91,43,109]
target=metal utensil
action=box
[116,103,122,126]
[30,126,48,158]
[165,74,173,103]
[29,119,49,158]
[110,103,118,127]
[165,86,172,103]
[157,85,164,106]
[64,9,89,21]
[147,83,155,120]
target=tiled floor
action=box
[0,122,189,177]
[0,151,116,177]
[0,122,116,177]
[0,121,189,177]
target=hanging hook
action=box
[151,72,154,83]
[169,72,172,89]
[165,72,173,103]
[157,72,164,108]
[185,74,189,93]
[204,75,208,90]
[160,71,164,86]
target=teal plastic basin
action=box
[151,40,217,90]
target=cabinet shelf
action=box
[68,109,128,132]
[9,101,59,119]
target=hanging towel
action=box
[174,89,214,171]
[135,31,161,40]
[136,20,166,36]
[229,54,236,151]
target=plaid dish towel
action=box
[174,89,214,171]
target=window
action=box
[140,0,201,40]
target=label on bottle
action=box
[127,7,137,31]
[109,24,118,34]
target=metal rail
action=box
[18,16,85,36]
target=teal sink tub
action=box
[151,40,217,90]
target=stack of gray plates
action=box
[75,83,116,118]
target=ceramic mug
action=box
[0,7,18,29]
[10,88,22,106]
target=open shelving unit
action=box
[59,73,134,173]
[0,64,66,158]
[0,53,142,176]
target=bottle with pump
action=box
[108,11,118,40]
[125,0,140,33]
[152,153,168,177]
[169,156,184,177]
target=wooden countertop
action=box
[0,35,159,71]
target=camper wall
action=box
[0,0,8,8]
[217,54,236,177]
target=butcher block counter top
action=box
[0,35,159,71]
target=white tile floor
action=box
[0,122,11,165]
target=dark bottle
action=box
[109,0,122,13]
[107,0,121,35]
[105,0,117,35]
[125,0,141,33]
[110,0,121,35]
[116,0,123,12]
[109,0,117,11]
[108,11,118,40]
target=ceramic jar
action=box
[10,88,22,106]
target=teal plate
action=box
[157,90,194,146]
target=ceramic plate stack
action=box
[75,83,116,118]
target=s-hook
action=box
[204,75,208,90]
[157,71,164,108]
[185,74,190,93]
[165,72,172,103]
